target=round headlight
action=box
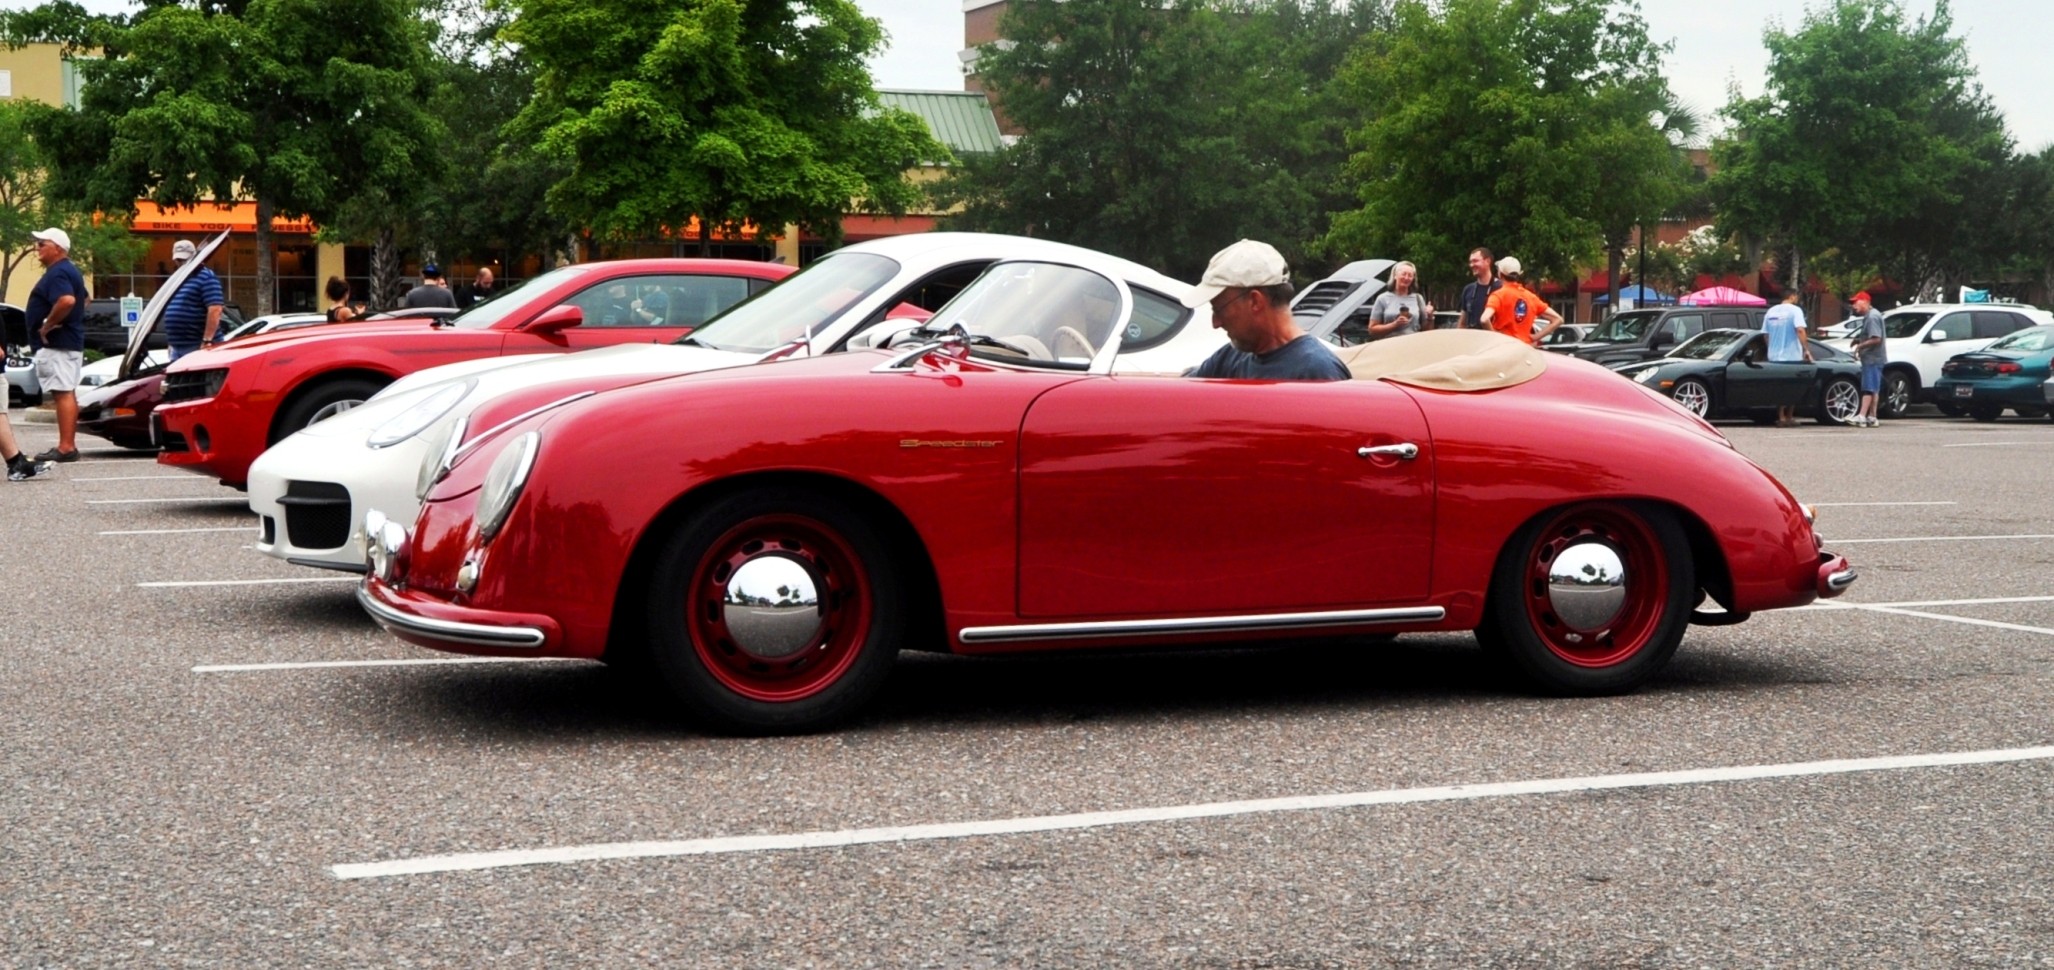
[415,415,467,500]
[477,431,540,543]
[367,380,474,449]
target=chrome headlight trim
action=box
[367,380,475,449]
[415,415,468,500]
[476,431,540,544]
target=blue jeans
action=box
[1860,362,1884,394]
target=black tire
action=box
[1476,502,1695,695]
[644,487,907,734]
[1879,369,1914,419]
[273,377,385,443]
[1670,378,1712,418]
[1815,377,1861,426]
[1969,404,2003,422]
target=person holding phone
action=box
[1364,260,1432,340]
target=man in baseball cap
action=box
[165,237,225,360]
[26,226,87,461]
[1181,239,1349,381]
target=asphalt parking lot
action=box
[4,406,2052,968]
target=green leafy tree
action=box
[21,0,444,315]
[0,98,146,298]
[506,0,942,253]
[940,0,1385,280]
[1325,0,1680,292]
[1712,0,2010,300]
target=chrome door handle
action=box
[1358,443,1419,460]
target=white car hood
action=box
[295,342,760,440]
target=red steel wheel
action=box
[648,488,907,734]
[687,513,873,703]
[1480,502,1695,695]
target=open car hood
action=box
[122,229,231,381]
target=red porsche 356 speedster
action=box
[359,258,1854,733]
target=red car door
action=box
[1016,376,1436,618]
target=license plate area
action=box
[1954,385,1974,398]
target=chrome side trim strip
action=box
[958,606,1447,645]
[356,585,546,649]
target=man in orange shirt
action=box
[1479,256,1565,345]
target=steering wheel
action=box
[1053,326,1096,360]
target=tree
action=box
[1325,0,1683,292]
[505,0,942,254]
[22,0,444,315]
[0,98,146,298]
[1711,0,2010,300]
[940,0,1387,281]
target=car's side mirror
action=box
[1649,331,1673,350]
[523,304,583,335]
[1926,329,1949,342]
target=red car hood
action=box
[165,318,485,372]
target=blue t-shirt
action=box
[26,258,87,352]
[1187,334,1351,381]
[1763,302,1807,362]
[1459,278,1501,329]
[164,265,225,344]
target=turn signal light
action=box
[1994,362,2022,374]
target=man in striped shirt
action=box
[164,239,225,360]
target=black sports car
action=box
[1611,328,1864,425]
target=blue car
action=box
[1934,325,2054,421]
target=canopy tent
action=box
[1591,284,1675,307]
[1679,285,1767,307]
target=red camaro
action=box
[358,260,1854,734]
[153,258,793,486]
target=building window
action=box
[0,70,12,98]
[60,58,95,109]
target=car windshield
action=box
[677,252,900,354]
[450,265,597,329]
[1881,311,1934,339]
[1985,326,2054,352]
[1588,310,1660,343]
[1671,330,1749,360]
[915,261,1120,367]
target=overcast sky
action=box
[859,0,2054,152]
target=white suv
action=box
[1843,304,2052,417]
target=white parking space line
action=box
[1811,501,1957,508]
[99,527,252,536]
[1824,534,2054,545]
[194,658,587,673]
[138,577,358,588]
[70,475,207,482]
[331,745,2054,880]
[1806,595,2054,610]
[87,497,248,505]
[1849,606,2054,638]
[1942,441,2054,448]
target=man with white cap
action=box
[1181,239,1349,381]
[26,227,87,462]
[164,238,226,360]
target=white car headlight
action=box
[1628,367,1660,384]
[477,431,540,543]
[367,380,474,449]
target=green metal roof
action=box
[877,89,1005,158]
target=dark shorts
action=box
[1860,363,1884,394]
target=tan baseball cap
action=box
[1182,239,1290,309]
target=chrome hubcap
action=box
[1673,382,1709,416]
[720,555,825,660]
[1824,381,1859,422]
[1546,541,1628,632]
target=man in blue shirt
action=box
[26,227,87,462]
[1182,240,1349,381]
[164,238,225,360]
[1762,289,1813,427]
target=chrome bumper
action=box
[355,583,546,649]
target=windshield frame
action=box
[1670,329,1750,360]
[898,259,1133,375]
[674,251,902,355]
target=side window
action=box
[1931,312,1972,341]
[1973,311,2029,340]
[564,274,752,328]
[1119,288,1192,352]
[831,262,991,351]
[1664,314,1703,340]
[1711,311,1744,331]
